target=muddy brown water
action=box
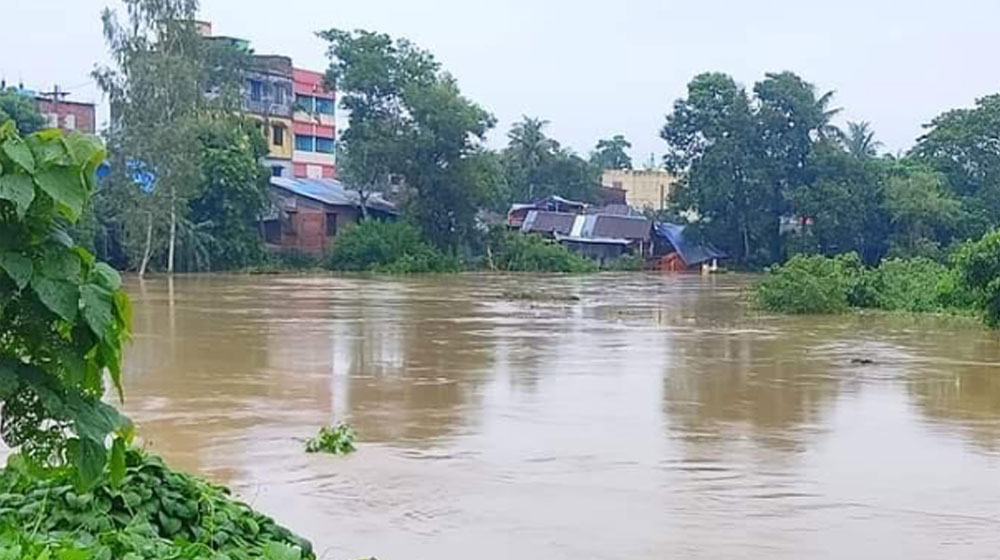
[121,273,1000,560]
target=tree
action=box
[187,115,270,270]
[843,121,881,158]
[663,72,767,264]
[591,134,632,170]
[318,29,436,220]
[884,160,962,258]
[911,94,1000,236]
[503,116,557,201]
[319,29,499,250]
[0,89,45,134]
[94,0,246,275]
[0,123,132,488]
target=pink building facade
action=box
[291,68,336,179]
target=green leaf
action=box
[90,262,122,292]
[34,166,85,220]
[0,252,32,290]
[67,437,106,492]
[263,542,303,560]
[31,277,79,321]
[2,138,35,173]
[0,362,19,399]
[114,290,133,332]
[110,437,126,488]
[81,283,114,339]
[0,174,35,217]
[40,249,82,281]
[63,133,102,168]
[100,340,124,402]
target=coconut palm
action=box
[505,116,558,199]
[814,90,845,143]
[843,120,882,158]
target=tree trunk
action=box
[139,211,153,278]
[742,224,750,264]
[167,184,176,274]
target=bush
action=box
[326,220,459,273]
[753,253,858,314]
[0,449,314,559]
[867,257,954,313]
[956,229,1000,326]
[305,423,357,455]
[487,229,597,273]
[269,249,321,271]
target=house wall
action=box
[292,67,336,179]
[265,189,360,253]
[602,169,676,212]
[36,99,96,134]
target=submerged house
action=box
[555,214,653,265]
[507,195,587,228]
[263,177,398,253]
[652,222,727,271]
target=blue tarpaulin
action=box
[653,222,727,266]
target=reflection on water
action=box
[122,274,1000,560]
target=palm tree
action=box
[814,90,845,143]
[843,120,882,158]
[506,116,557,199]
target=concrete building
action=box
[36,94,96,134]
[245,55,295,178]
[601,169,676,212]
[291,68,336,179]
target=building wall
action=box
[602,169,676,212]
[36,99,96,134]
[292,68,336,179]
[248,115,294,163]
[265,189,360,253]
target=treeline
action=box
[662,72,1000,268]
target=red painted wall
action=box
[36,99,96,134]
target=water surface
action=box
[122,273,1000,559]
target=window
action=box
[272,125,284,147]
[281,211,296,235]
[274,84,285,104]
[295,134,314,152]
[295,94,314,113]
[315,137,335,154]
[306,165,323,179]
[315,97,334,115]
[325,213,338,237]
[44,113,58,128]
[64,114,76,130]
[249,80,263,102]
[271,166,284,177]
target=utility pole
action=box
[39,85,70,130]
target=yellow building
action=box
[602,169,676,211]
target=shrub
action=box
[0,448,314,559]
[753,253,857,314]
[269,249,320,271]
[305,423,357,455]
[956,229,1000,326]
[326,220,459,273]
[487,229,597,273]
[867,257,954,313]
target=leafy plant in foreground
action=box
[305,423,357,455]
[0,122,132,489]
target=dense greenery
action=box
[501,117,600,205]
[326,220,458,273]
[0,124,130,486]
[0,88,45,135]
[955,230,1000,326]
[0,449,313,559]
[94,0,262,274]
[486,229,597,273]
[305,423,357,455]
[590,135,633,171]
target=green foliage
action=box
[326,220,459,273]
[487,229,597,273]
[866,258,956,313]
[305,423,357,455]
[0,448,313,559]
[502,117,599,204]
[0,124,131,488]
[590,135,633,171]
[753,253,858,314]
[956,229,1000,326]
[0,89,45,135]
[267,249,321,272]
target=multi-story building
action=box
[291,68,336,179]
[36,93,96,134]
[601,169,676,212]
[245,55,295,178]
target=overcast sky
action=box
[3,0,999,162]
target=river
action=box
[121,273,1000,560]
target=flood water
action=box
[122,273,1000,560]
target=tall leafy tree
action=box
[591,134,633,170]
[94,0,247,275]
[0,88,45,134]
[503,116,557,201]
[663,73,766,263]
[884,160,962,258]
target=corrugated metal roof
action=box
[583,214,651,241]
[653,222,727,266]
[521,211,577,235]
[270,177,398,215]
